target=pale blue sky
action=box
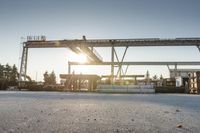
[0,0,200,81]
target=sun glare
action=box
[70,53,88,63]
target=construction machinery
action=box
[19,36,200,89]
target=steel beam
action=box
[25,38,200,48]
[19,44,28,82]
[101,75,144,78]
[68,62,71,74]
[124,65,129,75]
[169,69,200,72]
[116,46,128,77]
[79,46,103,62]
[68,61,200,66]
[197,45,200,52]
[111,46,114,84]
[174,64,178,77]
[68,47,81,54]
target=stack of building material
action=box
[97,84,155,93]
[189,71,200,94]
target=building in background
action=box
[169,69,200,78]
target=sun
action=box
[78,53,88,63]
[70,53,88,63]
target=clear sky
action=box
[1,0,200,82]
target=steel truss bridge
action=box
[19,36,200,83]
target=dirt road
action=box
[0,91,199,133]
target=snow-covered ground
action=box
[0,91,200,133]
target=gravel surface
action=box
[0,91,200,133]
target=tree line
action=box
[0,63,57,90]
[0,64,18,89]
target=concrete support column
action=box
[134,77,137,85]
[68,62,71,74]
[111,45,114,84]
[174,64,177,77]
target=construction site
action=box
[1,36,200,133]
[17,36,200,94]
[2,0,200,132]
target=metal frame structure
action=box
[68,61,200,82]
[19,36,200,83]
[19,42,29,82]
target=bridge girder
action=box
[68,61,200,66]
[25,38,200,48]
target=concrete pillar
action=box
[175,64,177,77]
[68,62,71,74]
[111,46,114,84]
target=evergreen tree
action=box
[145,70,150,85]
[50,71,56,85]
[0,63,19,89]
[145,70,150,79]
[160,74,163,80]
[5,64,12,81]
[10,65,18,85]
[153,75,158,80]
[43,71,49,85]
[0,64,4,79]
[43,71,56,85]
